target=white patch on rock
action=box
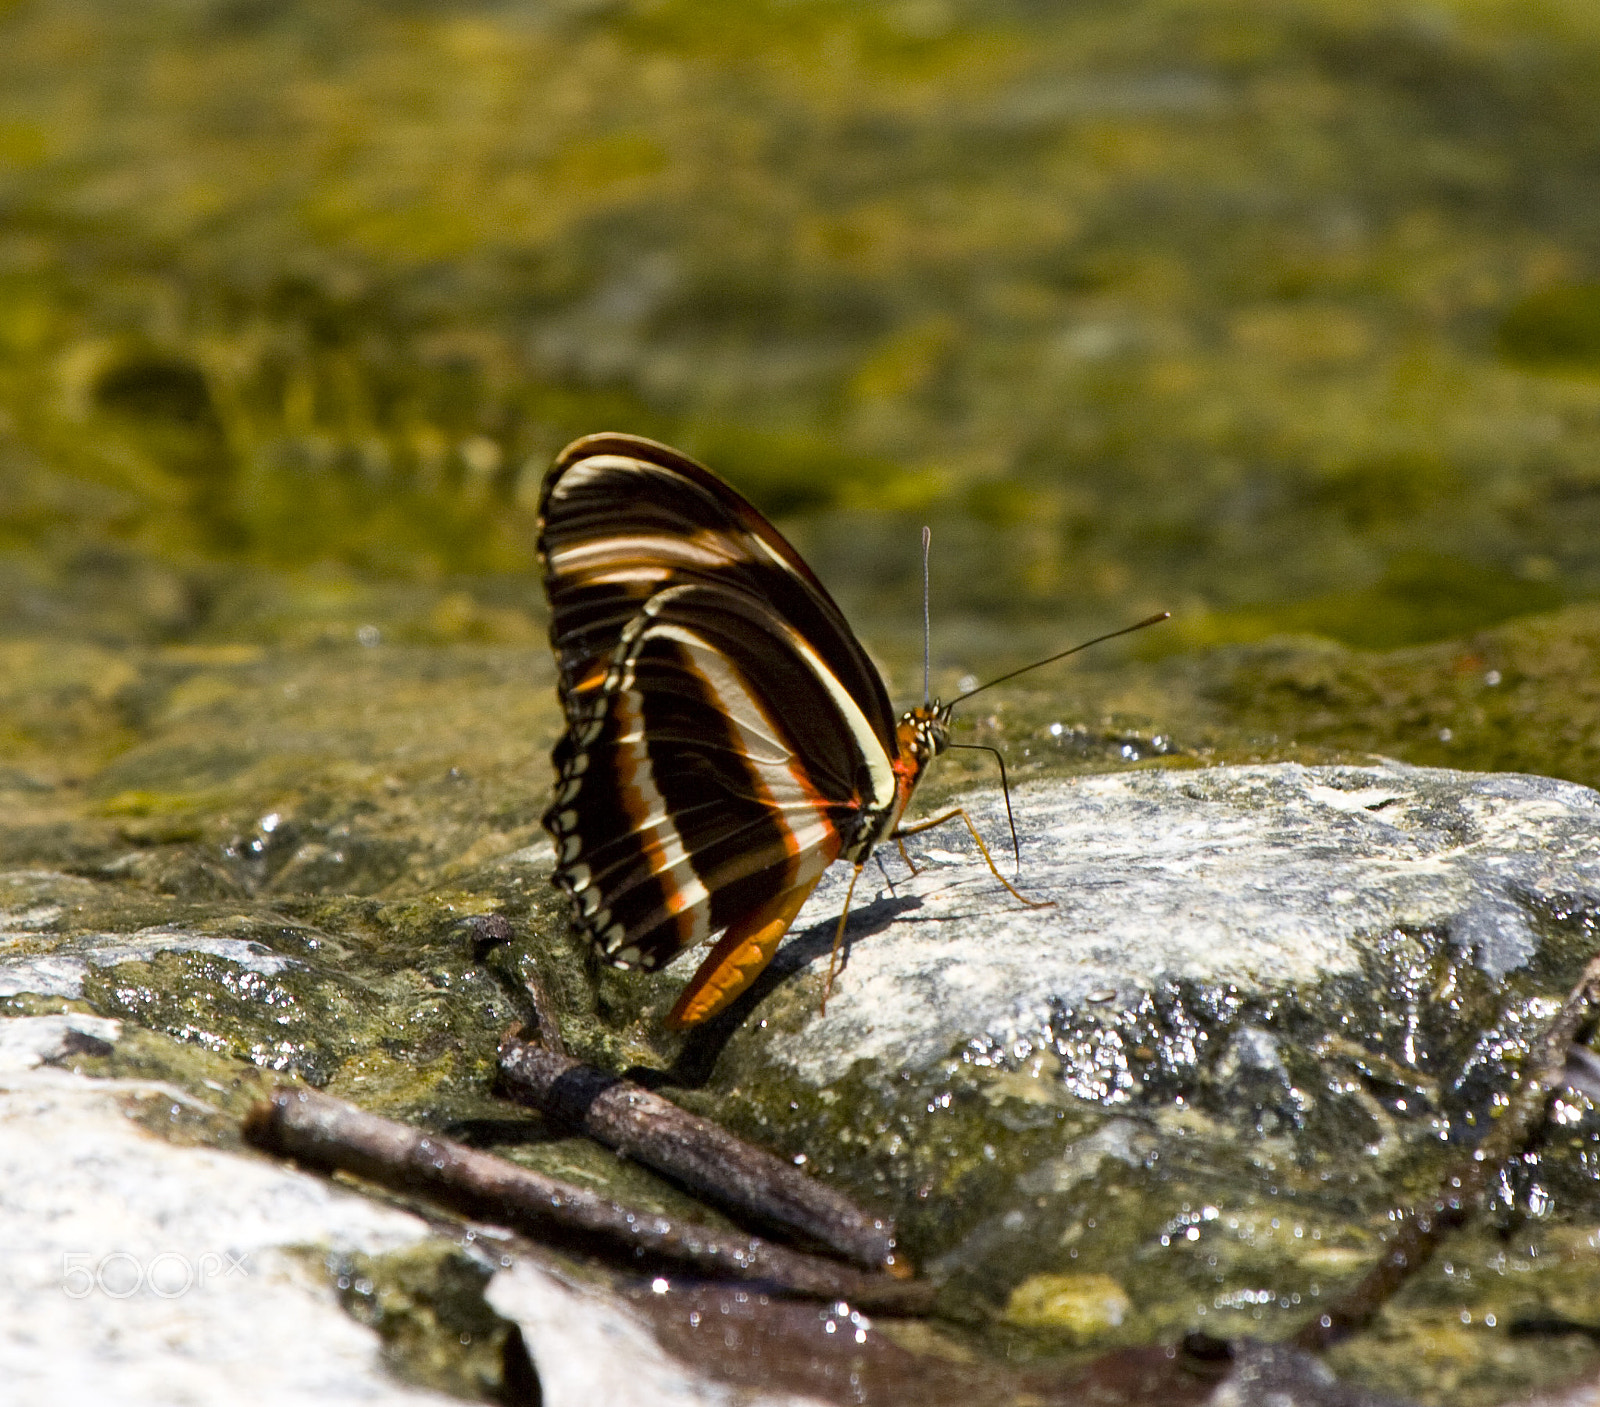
[0,904,65,933]
[501,838,556,867]
[0,1013,122,1071]
[1302,785,1404,813]
[0,924,298,998]
[0,1017,446,1406]
[487,1260,829,1407]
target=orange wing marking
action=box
[666,873,828,1028]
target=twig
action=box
[512,968,568,1058]
[244,1086,929,1311]
[1295,951,1600,1353]
[497,1032,905,1276]
[464,915,570,1058]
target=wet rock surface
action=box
[620,763,1600,1401]
[0,1009,1452,1407]
[0,1013,843,1406]
[5,737,1600,1402]
[729,761,1600,1081]
[0,1014,451,1404]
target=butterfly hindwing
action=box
[543,578,890,973]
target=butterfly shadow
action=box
[640,890,922,1091]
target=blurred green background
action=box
[6,0,1600,766]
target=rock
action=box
[654,762,1600,1369]
[0,1015,447,1405]
[1003,1271,1132,1334]
[754,761,1600,1083]
[0,909,297,1002]
[0,1013,838,1407]
[5,758,1600,1403]
[486,1262,831,1407]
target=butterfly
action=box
[537,433,1162,1028]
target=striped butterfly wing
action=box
[538,433,895,745]
[538,437,902,1023]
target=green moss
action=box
[325,1242,533,1403]
[1326,1226,1600,1406]
[5,0,1600,631]
[1003,1272,1132,1336]
[1176,555,1565,652]
[1499,285,1600,372]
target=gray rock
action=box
[764,761,1600,1084]
[486,1262,829,1407]
[5,761,1597,1402]
[0,869,298,998]
[683,762,1600,1360]
[0,1014,829,1407]
[0,1016,445,1405]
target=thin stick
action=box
[894,807,1053,908]
[515,964,568,1059]
[874,851,896,894]
[245,1087,928,1310]
[497,1034,904,1275]
[1294,950,1600,1353]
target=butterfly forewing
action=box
[539,434,896,745]
[539,441,902,985]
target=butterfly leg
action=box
[895,837,921,876]
[874,850,898,895]
[892,809,1054,908]
[820,863,865,1016]
[666,876,822,1029]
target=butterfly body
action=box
[538,433,962,1027]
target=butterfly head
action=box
[896,701,952,772]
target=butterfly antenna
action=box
[948,612,1170,707]
[921,526,932,709]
